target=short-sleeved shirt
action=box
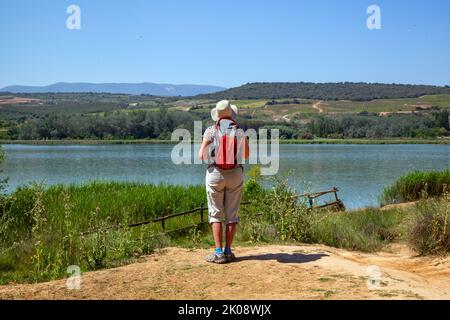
[203,125,246,143]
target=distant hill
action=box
[0,82,226,97]
[196,82,450,101]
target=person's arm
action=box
[199,138,212,160]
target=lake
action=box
[2,144,449,209]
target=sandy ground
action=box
[0,244,448,300]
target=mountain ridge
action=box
[0,82,226,97]
[3,81,450,101]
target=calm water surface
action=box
[2,144,449,209]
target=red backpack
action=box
[213,117,239,170]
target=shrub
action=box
[0,184,43,247]
[298,132,314,140]
[243,165,265,199]
[0,182,205,284]
[241,176,313,242]
[408,196,450,255]
[310,208,405,252]
[381,170,450,205]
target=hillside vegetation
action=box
[1,83,449,141]
[0,170,448,285]
[196,82,450,101]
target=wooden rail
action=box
[79,190,342,237]
[81,201,251,236]
[294,187,345,211]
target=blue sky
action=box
[1,0,450,88]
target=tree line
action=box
[6,109,449,140]
[197,82,450,101]
[9,109,196,140]
[306,111,449,139]
[239,111,449,139]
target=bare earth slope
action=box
[0,244,448,300]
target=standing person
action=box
[199,100,250,264]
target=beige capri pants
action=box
[206,165,244,224]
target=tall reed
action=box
[0,182,207,284]
[381,169,450,205]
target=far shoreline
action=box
[1,138,449,145]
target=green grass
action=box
[42,182,206,230]
[381,169,450,205]
[230,95,447,115]
[196,95,450,116]
[310,208,407,252]
[319,94,450,113]
[232,99,318,119]
[408,197,450,255]
[0,182,207,284]
[418,94,450,106]
[2,93,448,123]
[1,171,449,285]
[0,179,260,284]
[231,99,268,109]
[240,177,402,252]
[239,171,449,253]
[179,99,317,119]
[178,99,270,115]
[266,103,318,114]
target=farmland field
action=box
[1,93,449,119]
[166,95,450,120]
[0,92,449,141]
[319,94,450,113]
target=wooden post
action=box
[333,187,339,202]
[161,213,165,232]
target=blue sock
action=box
[224,247,232,254]
[215,247,223,255]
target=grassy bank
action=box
[238,176,449,254]
[1,138,449,145]
[0,182,208,284]
[381,169,450,205]
[0,171,449,285]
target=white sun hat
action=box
[210,100,238,122]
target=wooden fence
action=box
[80,201,250,236]
[295,187,345,211]
[80,188,344,236]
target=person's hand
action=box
[199,139,212,160]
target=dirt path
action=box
[312,101,324,113]
[0,244,448,300]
